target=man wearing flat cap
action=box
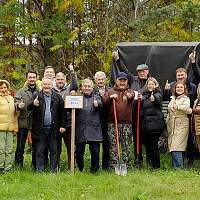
[112,51,151,168]
[136,64,149,71]
[112,51,150,93]
[103,72,135,170]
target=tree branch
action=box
[116,15,133,30]
[32,0,44,19]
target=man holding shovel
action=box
[103,72,134,174]
[112,51,150,168]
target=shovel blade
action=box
[120,164,127,176]
[115,163,127,176]
[115,163,121,175]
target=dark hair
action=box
[172,81,188,97]
[26,70,38,78]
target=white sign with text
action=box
[64,95,84,109]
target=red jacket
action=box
[103,85,134,123]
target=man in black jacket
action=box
[94,71,110,170]
[28,77,66,172]
[53,64,78,169]
[163,68,197,104]
[189,49,200,85]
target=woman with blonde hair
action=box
[141,77,164,169]
[167,81,192,169]
[0,80,18,172]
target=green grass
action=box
[1,139,200,200]
[1,167,200,200]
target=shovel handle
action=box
[136,95,141,155]
[113,98,120,160]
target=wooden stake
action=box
[70,108,76,173]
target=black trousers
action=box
[15,128,29,166]
[143,134,160,169]
[76,141,100,173]
[36,128,58,172]
[186,117,194,165]
[57,127,72,169]
[133,129,143,165]
[186,133,195,164]
[102,126,109,170]
[31,137,37,170]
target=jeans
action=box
[36,128,58,172]
[171,151,184,169]
[15,128,29,166]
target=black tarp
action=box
[111,42,200,87]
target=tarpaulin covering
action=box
[111,42,200,87]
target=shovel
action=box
[135,94,141,169]
[113,98,127,176]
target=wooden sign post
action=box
[65,95,83,173]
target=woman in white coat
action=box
[167,81,192,169]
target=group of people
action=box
[0,65,78,173]
[0,49,200,173]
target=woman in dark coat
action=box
[75,78,103,173]
[141,77,164,169]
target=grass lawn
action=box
[1,140,200,200]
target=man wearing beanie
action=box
[112,51,151,168]
[103,72,134,171]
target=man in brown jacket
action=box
[103,72,134,170]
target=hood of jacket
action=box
[0,80,11,96]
